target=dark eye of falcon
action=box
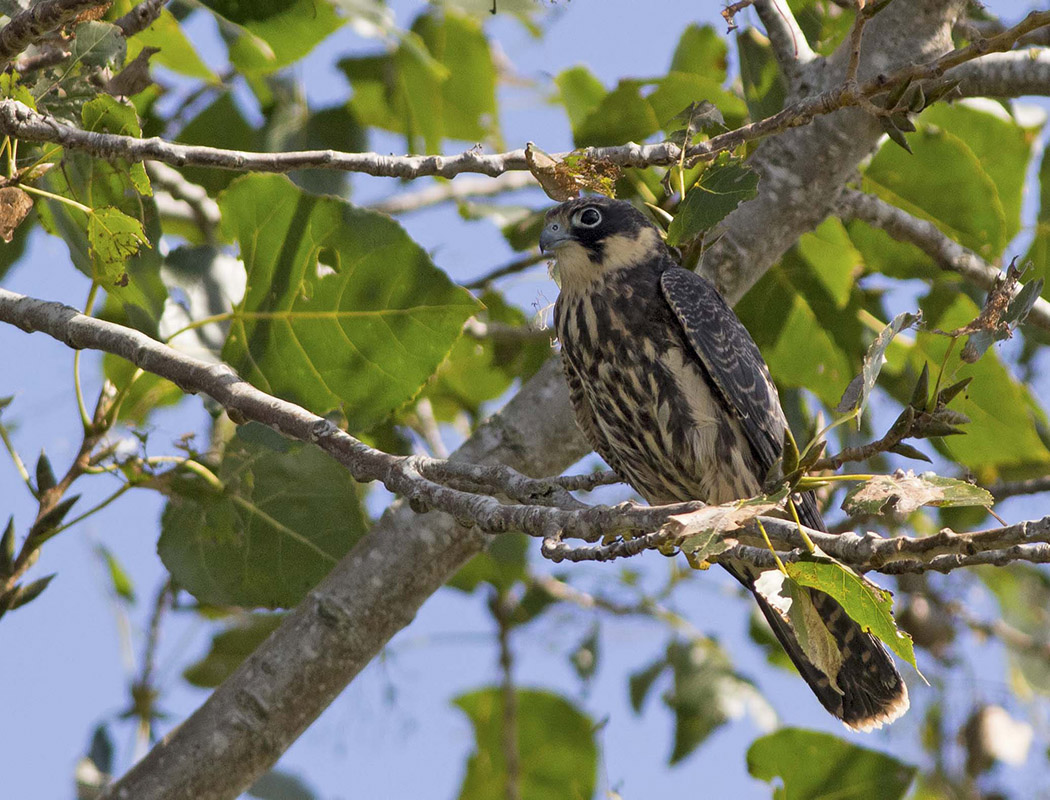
[574,207,602,228]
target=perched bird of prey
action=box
[540,195,908,730]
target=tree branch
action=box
[947,48,1050,98]
[115,0,167,38]
[367,172,537,216]
[0,0,109,67]
[0,11,1045,188]
[754,0,816,90]
[837,187,1050,332]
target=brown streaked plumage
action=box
[541,195,909,731]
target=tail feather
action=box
[751,581,909,731]
[732,491,909,730]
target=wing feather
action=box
[659,267,786,478]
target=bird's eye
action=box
[574,207,602,228]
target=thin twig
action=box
[368,172,537,216]
[988,475,1050,501]
[464,253,547,290]
[463,318,553,344]
[1,12,1046,180]
[837,188,1050,332]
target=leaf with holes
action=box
[87,207,149,286]
[219,174,481,430]
[836,311,921,417]
[666,157,759,246]
[843,471,993,516]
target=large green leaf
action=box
[1023,138,1050,299]
[159,424,368,608]
[176,92,259,196]
[784,560,919,672]
[863,126,1007,260]
[795,218,861,309]
[422,290,550,421]
[110,0,215,79]
[218,174,481,428]
[737,27,785,120]
[670,24,728,81]
[454,688,597,800]
[573,80,660,148]
[919,102,1034,246]
[342,9,498,152]
[555,66,606,131]
[214,0,344,75]
[747,728,916,800]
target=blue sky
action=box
[2,1,1050,798]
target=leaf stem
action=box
[0,420,34,496]
[756,518,789,575]
[18,182,92,214]
[74,282,100,431]
[787,497,816,553]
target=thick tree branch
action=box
[0,0,108,67]
[837,187,1050,332]
[947,49,1050,98]
[115,0,167,38]
[754,0,816,90]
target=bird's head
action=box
[540,196,664,293]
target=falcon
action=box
[540,195,908,730]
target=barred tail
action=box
[736,492,909,730]
[751,583,909,731]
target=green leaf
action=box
[795,218,861,309]
[664,639,773,763]
[158,429,368,608]
[454,688,597,800]
[183,613,284,687]
[785,559,920,673]
[11,572,56,609]
[219,174,481,428]
[670,24,728,81]
[908,294,1050,478]
[96,544,135,602]
[835,311,920,417]
[0,71,36,110]
[197,0,298,25]
[422,289,550,421]
[82,95,151,196]
[342,9,498,152]
[747,728,917,800]
[248,770,317,800]
[666,158,759,246]
[113,0,216,80]
[35,451,56,493]
[573,80,660,148]
[737,27,785,120]
[863,126,1007,259]
[447,534,528,594]
[920,103,1033,246]
[0,517,15,577]
[648,73,746,134]
[555,66,606,131]
[71,21,126,69]
[628,657,666,713]
[220,0,344,76]
[175,92,259,196]
[87,207,149,284]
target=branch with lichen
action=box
[0,286,1044,581]
[0,11,1046,187]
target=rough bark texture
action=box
[97,1,967,798]
[101,358,587,800]
[702,0,963,302]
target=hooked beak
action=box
[539,222,572,254]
